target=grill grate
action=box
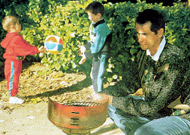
[63,102,101,107]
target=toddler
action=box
[1,15,45,104]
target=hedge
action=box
[0,0,189,82]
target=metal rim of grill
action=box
[63,102,102,107]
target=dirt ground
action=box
[0,62,124,135]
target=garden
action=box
[0,0,189,134]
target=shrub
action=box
[0,0,189,82]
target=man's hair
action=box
[85,1,104,16]
[2,15,19,31]
[136,9,165,34]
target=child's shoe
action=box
[91,92,109,103]
[9,96,24,104]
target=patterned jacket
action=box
[103,43,190,119]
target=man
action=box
[98,9,190,134]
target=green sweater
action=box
[103,43,190,119]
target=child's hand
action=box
[39,46,46,53]
[79,55,87,64]
[78,45,86,56]
[78,45,87,64]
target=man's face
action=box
[136,21,162,52]
[87,11,101,23]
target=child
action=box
[0,15,46,104]
[79,1,111,98]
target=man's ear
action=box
[158,28,164,38]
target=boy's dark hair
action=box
[85,1,104,16]
[136,9,165,34]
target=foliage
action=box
[104,1,190,82]
[0,0,189,82]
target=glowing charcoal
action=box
[44,35,63,54]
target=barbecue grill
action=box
[48,96,109,135]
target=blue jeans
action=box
[83,42,108,93]
[92,54,108,93]
[108,105,190,135]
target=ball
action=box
[44,35,63,54]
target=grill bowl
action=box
[47,97,108,132]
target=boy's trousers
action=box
[84,42,108,93]
[92,54,108,93]
[4,59,22,97]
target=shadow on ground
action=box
[25,76,92,99]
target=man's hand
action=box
[130,88,144,97]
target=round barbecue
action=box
[48,96,109,135]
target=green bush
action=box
[0,0,189,82]
[104,1,190,82]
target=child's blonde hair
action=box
[2,15,19,31]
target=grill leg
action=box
[62,129,91,135]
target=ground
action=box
[0,62,124,135]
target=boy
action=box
[1,15,45,104]
[79,1,111,97]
